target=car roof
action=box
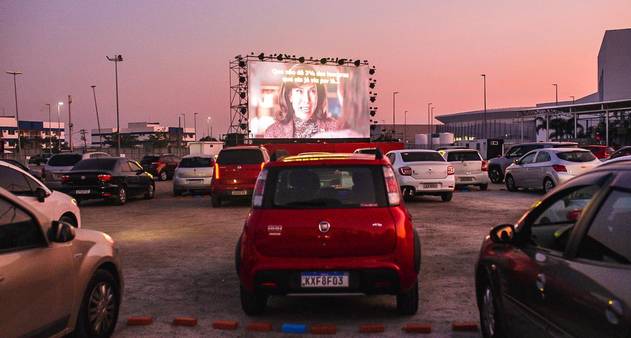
[442,148,479,152]
[388,149,438,153]
[182,154,214,158]
[545,147,590,153]
[269,152,389,167]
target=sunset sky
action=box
[1,0,631,144]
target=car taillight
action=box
[260,162,266,171]
[97,174,112,183]
[399,166,412,176]
[482,160,489,171]
[552,164,567,172]
[447,165,455,175]
[61,175,70,183]
[214,162,220,180]
[252,169,268,207]
[383,166,401,206]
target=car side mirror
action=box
[490,224,515,244]
[48,220,76,243]
[36,188,48,202]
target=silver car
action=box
[505,148,601,193]
[42,152,111,190]
[441,148,490,190]
[173,154,215,196]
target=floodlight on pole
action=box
[6,71,22,156]
[107,54,123,156]
[481,74,487,139]
[57,102,63,150]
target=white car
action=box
[386,149,456,202]
[173,154,215,196]
[0,161,81,227]
[42,152,111,190]
[440,148,490,190]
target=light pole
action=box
[67,95,73,150]
[193,112,198,141]
[45,103,52,154]
[427,103,432,148]
[481,74,487,139]
[57,102,63,151]
[106,54,123,156]
[570,95,575,104]
[6,71,22,156]
[91,85,103,148]
[392,91,399,139]
[404,110,408,143]
[207,117,212,139]
[552,83,558,105]
[431,106,435,135]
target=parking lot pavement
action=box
[76,181,541,337]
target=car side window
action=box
[387,153,396,164]
[0,167,34,196]
[535,151,551,163]
[129,161,142,172]
[527,184,600,252]
[119,161,132,173]
[519,152,537,165]
[576,190,631,264]
[0,198,45,253]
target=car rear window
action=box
[447,151,481,162]
[401,152,445,162]
[48,154,82,166]
[264,166,387,208]
[557,151,596,162]
[217,149,263,165]
[72,158,118,171]
[179,157,213,168]
[355,149,376,155]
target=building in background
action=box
[0,116,65,153]
[91,122,196,148]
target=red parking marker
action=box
[126,316,153,326]
[310,324,337,335]
[359,324,385,333]
[212,320,239,330]
[172,317,198,327]
[452,321,479,332]
[247,322,273,332]
[402,323,432,334]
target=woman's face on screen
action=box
[290,83,318,121]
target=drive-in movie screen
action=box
[247,61,370,139]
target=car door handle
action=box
[536,273,546,293]
[606,299,623,325]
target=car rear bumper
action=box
[173,177,212,191]
[211,182,254,198]
[454,172,489,185]
[59,185,119,200]
[398,175,455,193]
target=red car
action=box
[211,146,270,207]
[236,152,420,315]
[582,145,614,160]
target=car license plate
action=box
[231,190,248,196]
[300,272,349,288]
[187,179,203,182]
[460,177,474,182]
[423,183,438,189]
[75,189,90,195]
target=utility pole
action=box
[481,74,487,139]
[392,91,399,139]
[207,116,212,139]
[91,85,103,149]
[57,102,63,151]
[178,115,182,148]
[80,129,87,152]
[404,110,408,144]
[68,95,73,150]
[45,103,52,154]
[553,83,558,105]
[106,54,123,156]
[427,103,432,149]
[194,112,198,141]
[6,71,22,157]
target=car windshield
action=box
[447,151,481,161]
[265,166,387,209]
[72,158,118,171]
[179,157,213,168]
[401,152,445,162]
[217,149,263,165]
[48,154,82,166]
[140,156,159,164]
[557,151,596,162]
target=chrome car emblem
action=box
[81,176,86,180]
[318,221,331,233]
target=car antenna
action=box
[375,148,383,160]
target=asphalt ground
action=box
[75,180,541,337]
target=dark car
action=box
[28,153,53,165]
[475,162,631,338]
[139,154,181,181]
[487,142,578,183]
[610,146,631,160]
[60,158,155,205]
[210,146,269,207]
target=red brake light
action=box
[260,162,265,171]
[552,164,567,172]
[447,165,455,175]
[482,160,489,172]
[567,209,583,222]
[399,166,413,176]
[252,169,268,207]
[214,162,220,180]
[61,175,70,183]
[383,166,401,206]
[97,174,112,183]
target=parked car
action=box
[139,154,180,181]
[609,146,631,160]
[173,154,215,196]
[59,158,155,205]
[475,161,631,338]
[600,155,631,167]
[504,148,601,193]
[0,160,81,227]
[42,152,111,190]
[0,186,123,338]
[582,144,615,160]
[210,146,270,207]
[28,153,53,165]
[441,148,489,190]
[0,158,39,178]
[236,152,420,315]
[386,149,455,202]
[487,142,578,183]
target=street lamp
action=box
[57,102,63,151]
[193,112,198,141]
[207,116,212,139]
[481,74,487,139]
[570,95,575,104]
[91,85,103,148]
[552,83,558,105]
[106,54,123,156]
[45,103,52,154]
[392,91,399,138]
[403,110,408,143]
[6,71,22,156]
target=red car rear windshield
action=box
[217,149,263,165]
[264,166,387,209]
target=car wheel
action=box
[543,178,555,193]
[144,183,155,199]
[159,170,168,181]
[479,184,489,191]
[74,269,120,338]
[479,276,507,338]
[240,285,267,315]
[114,186,127,205]
[402,187,415,202]
[441,192,453,202]
[489,167,503,183]
[396,280,419,315]
[505,175,517,192]
[211,194,222,208]
[59,214,77,228]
